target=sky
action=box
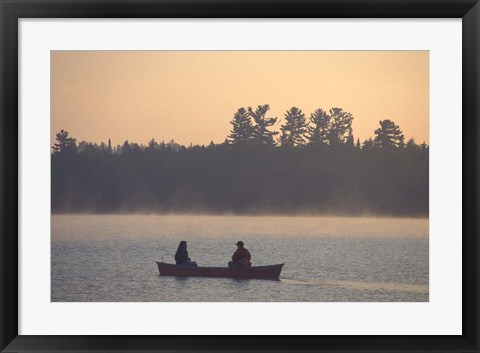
[51,51,429,147]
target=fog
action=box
[52,142,428,218]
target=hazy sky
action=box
[51,51,429,147]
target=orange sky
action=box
[51,51,429,147]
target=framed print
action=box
[1,0,479,352]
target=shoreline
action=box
[51,212,429,220]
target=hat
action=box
[235,241,244,246]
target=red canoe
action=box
[156,262,284,280]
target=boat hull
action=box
[156,262,283,279]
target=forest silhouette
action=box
[51,105,428,216]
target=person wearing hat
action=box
[228,241,252,268]
[175,240,197,267]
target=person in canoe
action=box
[228,241,252,267]
[175,240,198,267]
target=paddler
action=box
[175,240,198,267]
[228,241,252,267]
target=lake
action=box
[51,215,428,302]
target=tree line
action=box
[51,105,428,216]
[227,105,418,150]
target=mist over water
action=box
[51,214,428,302]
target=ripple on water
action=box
[51,215,428,302]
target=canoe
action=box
[156,262,284,280]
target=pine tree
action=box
[148,138,158,150]
[405,138,419,150]
[248,104,278,147]
[420,142,429,151]
[374,119,405,148]
[346,131,354,148]
[327,108,354,145]
[100,142,107,152]
[121,140,131,154]
[307,108,330,145]
[52,129,77,154]
[280,107,308,147]
[227,108,254,147]
[362,137,374,149]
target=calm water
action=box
[51,215,428,302]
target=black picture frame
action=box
[1,0,478,352]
